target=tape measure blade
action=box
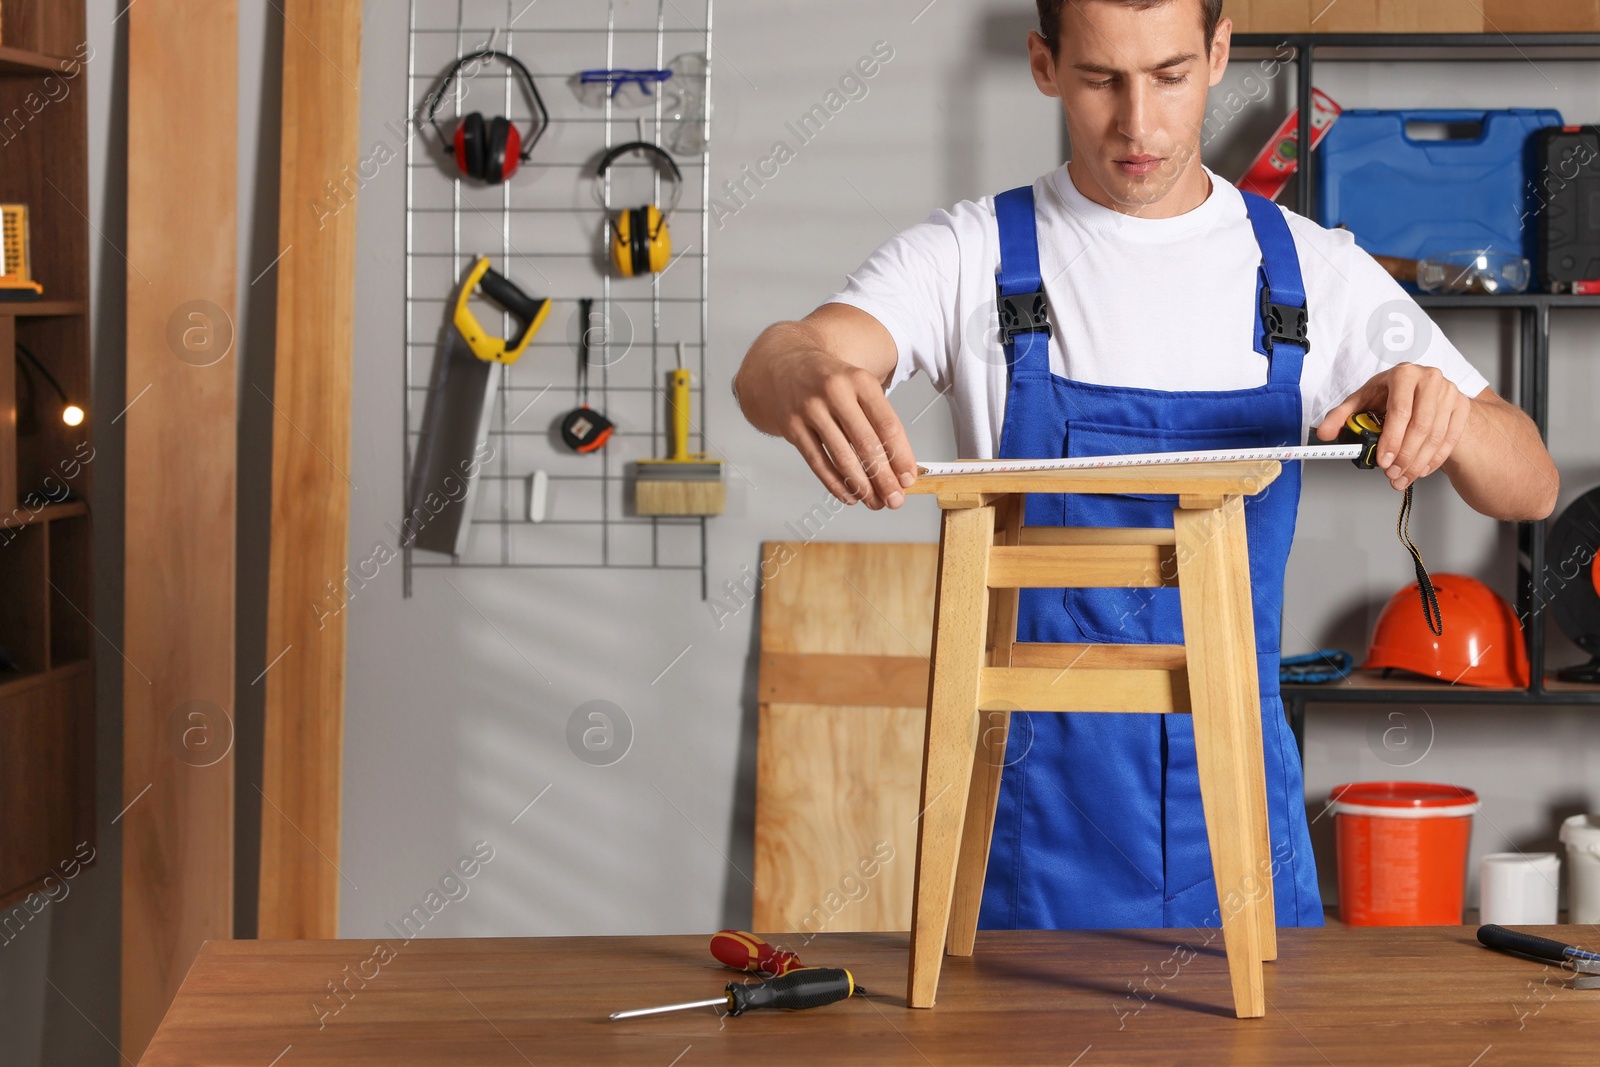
[917,445,1364,477]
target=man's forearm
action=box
[733,321,824,438]
[1441,392,1559,521]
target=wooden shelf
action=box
[1286,669,1600,705]
[1,499,85,529]
[0,299,87,317]
[0,658,89,701]
[0,43,76,76]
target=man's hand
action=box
[733,304,917,509]
[1316,364,1557,521]
[1315,363,1472,490]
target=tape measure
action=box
[916,444,1363,477]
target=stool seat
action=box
[902,460,1283,1019]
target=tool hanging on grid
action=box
[560,297,614,453]
[425,49,549,184]
[595,141,682,278]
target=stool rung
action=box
[987,544,1177,589]
[977,666,1191,713]
[1010,642,1187,671]
[1017,526,1176,546]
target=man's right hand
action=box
[733,304,917,510]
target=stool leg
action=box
[908,504,994,1008]
[945,707,1008,956]
[947,497,1020,958]
[1175,500,1266,1019]
[1220,495,1277,961]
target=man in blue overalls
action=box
[734,0,1557,930]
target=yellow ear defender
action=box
[452,256,551,365]
[594,141,682,278]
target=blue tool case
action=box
[1314,108,1563,265]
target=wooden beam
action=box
[977,666,1191,714]
[987,544,1177,589]
[1009,642,1188,671]
[122,1,237,1056]
[1016,525,1176,546]
[757,652,928,708]
[259,0,363,941]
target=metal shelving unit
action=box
[1228,34,1600,748]
[402,0,714,597]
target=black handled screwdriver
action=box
[609,967,862,1021]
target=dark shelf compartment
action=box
[1242,29,1600,759]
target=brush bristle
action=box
[635,479,725,516]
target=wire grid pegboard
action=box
[403,0,714,597]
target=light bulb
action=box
[62,404,85,427]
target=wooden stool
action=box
[904,460,1283,1019]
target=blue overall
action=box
[976,184,1324,930]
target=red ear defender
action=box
[502,123,522,180]
[425,49,548,184]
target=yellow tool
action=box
[451,256,550,364]
[634,342,723,516]
[0,205,44,299]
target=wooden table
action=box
[139,927,1599,1065]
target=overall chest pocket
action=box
[1058,420,1269,646]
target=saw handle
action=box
[478,265,547,355]
[1478,924,1593,965]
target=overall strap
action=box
[994,185,1052,379]
[1241,189,1308,386]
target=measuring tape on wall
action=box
[916,413,1442,635]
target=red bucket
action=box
[1330,782,1479,926]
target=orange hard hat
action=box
[1363,573,1530,688]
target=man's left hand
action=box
[1315,363,1473,491]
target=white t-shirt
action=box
[826,164,1490,459]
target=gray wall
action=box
[4,4,1600,1064]
[341,4,1600,942]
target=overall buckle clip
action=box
[998,287,1052,342]
[1259,282,1309,354]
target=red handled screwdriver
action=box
[609,967,861,1021]
[709,930,803,977]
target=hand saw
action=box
[407,258,551,557]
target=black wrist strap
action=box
[1398,484,1443,636]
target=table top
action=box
[139,926,1599,1066]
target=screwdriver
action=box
[709,929,803,976]
[609,967,862,1021]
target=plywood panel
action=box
[258,0,362,943]
[122,1,237,1057]
[752,541,937,934]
